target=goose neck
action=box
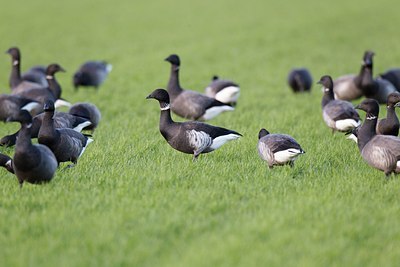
[167,65,182,98]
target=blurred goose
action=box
[146,89,241,160]
[38,100,93,166]
[287,68,313,93]
[257,128,305,168]
[68,102,101,131]
[22,65,48,87]
[165,54,234,120]
[376,92,400,136]
[73,61,112,90]
[5,47,44,91]
[0,94,40,122]
[355,99,400,176]
[204,75,240,106]
[379,68,400,91]
[0,152,14,173]
[319,75,361,133]
[13,110,58,187]
[0,111,91,147]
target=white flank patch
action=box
[78,138,93,158]
[397,161,400,169]
[274,148,304,164]
[55,99,72,108]
[73,121,92,132]
[5,160,12,168]
[21,102,40,112]
[201,105,234,121]
[335,119,360,131]
[347,134,358,143]
[106,64,113,73]
[215,86,240,104]
[210,133,241,150]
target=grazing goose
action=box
[165,54,234,120]
[204,75,240,106]
[13,111,58,186]
[5,47,44,91]
[0,94,40,122]
[0,153,14,173]
[0,112,91,147]
[287,68,313,93]
[38,100,93,166]
[73,61,112,90]
[146,89,241,160]
[319,75,361,133]
[22,65,48,87]
[379,68,400,91]
[355,99,400,176]
[376,92,400,136]
[68,102,101,131]
[257,128,305,168]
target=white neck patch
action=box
[367,115,377,120]
[46,75,53,80]
[160,104,170,111]
[13,60,19,66]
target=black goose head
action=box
[46,63,66,76]
[18,110,33,126]
[212,75,219,81]
[146,89,170,104]
[5,47,20,60]
[387,92,400,107]
[355,98,379,118]
[44,99,56,112]
[165,54,180,66]
[258,128,270,139]
[317,75,334,95]
[362,50,375,67]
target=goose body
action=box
[147,89,241,160]
[376,92,400,136]
[355,99,400,176]
[73,61,112,89]
[205,75,240,105]
[13,112,57,186]
[68,102,101,131]
[379,68,400,91]
[22,65,48,87]
[0,94,40,122]
[165,54,234,121]
[257,128,305,168]
[319,75,361,132]
[287,68,313,93]
[0,153,14,173]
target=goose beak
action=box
[146,94,153,99]
[59,67,66,72]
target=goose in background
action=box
[68,102,101,131]
[376,92,400,136]
[287,68,313,93]
[22,65,48,87]
[146,89,241,161]
[378,68,400,92]
[204,75,240,106]
[319,75,361,133]
[73,61,112,90]
[0,94,40,122]
[257,128,305,168]
[165,54,234,120]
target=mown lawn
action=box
[1,0,400,266]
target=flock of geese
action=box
[2,47,400,186]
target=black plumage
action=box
[73,61,112,89]
[287,68,313,93]
[0,152,14,173]
[68,102,101,131]
[165,54,234,121]
[0,94,40,122]
[146,89,241,160]
[379,68,400,91]
[22,65,48,87]
[376,92,400,136]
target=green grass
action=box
[1,0,400,266]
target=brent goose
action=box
[204,75,240,106]
[355,99,400,176]
[287,68,313,93]
[22,65,48,87]
[376,92,400,136]
[165,54,234,120]
[38,100,93,166]
[73,61,112,90]
[5,47,44,91]
[0,94,40,122]
[13,110,58,186]
[146,89,241,160]
[318,75,361,133]
[379,68,400,91]
[0,111,91,147]
[68,102,101,131]
[257,128,305,168]
[0,152,14,173]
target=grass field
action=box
[1,0,400,266]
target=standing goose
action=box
[0,153,14,173]
[376,92,400,136]
[0,94,40,122]
[68,102,101,131]
[73,61,112,90]
[319,75,361,133]
[287,68,313,93]
[204,75,240,106]
[5,47,44,91]
[355,99,400,176]
[38,100,93,166]
[379,68,400,91]
[257,128,305,168]
[0,111,91,147]
[165,54,234,120]
[12,110,58,187]
[146,89,241,160]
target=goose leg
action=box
[289,161,294,168]
[63,164,76,170]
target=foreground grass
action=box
[1,0,400,266]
